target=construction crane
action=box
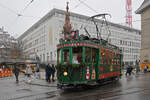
[126,0,132,27]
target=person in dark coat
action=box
[45,64,49,82]
[45,64,53,82]
[51,64,56,82]
[13,64,20,82]
[126,65,131,76]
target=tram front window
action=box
[63,49,69,64]
[72,47,82,64]
[85,47,91,62]
[58,49,61,63]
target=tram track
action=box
[60,86,150,100]
[5,83,150,100]
[4,74,150,100]
[7,90,58,100]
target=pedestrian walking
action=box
[144,65,148,73]
[52,64,56,82]
[125,65,131,76]
[131,65,135,75]
[135,60,140,74]
[45,64,53,82]
[45,64,49,82]
[25,66,33,78]
[12,64,20,82]
[126,65,133,76]
[35,67,40,79]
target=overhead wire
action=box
[72,0,87,10]
[79,0,98,13]
[20,0,34,13]
[8,0,36,36]
[77,0,98,13]
[0,2,18,15]
[0,1,39,18]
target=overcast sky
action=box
[0,0,144,37]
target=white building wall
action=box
[19,9,141,65]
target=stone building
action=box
[136,0,150,63]
[0,27,21,59]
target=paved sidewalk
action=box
[26,79,58,87]
[27,71,58,87]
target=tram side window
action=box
[114,53,117,64]
[57,49,61,63]
[85,47,91,62]
[63,49,69,64]
[105,50,108,64]
[100,49,105,64]
[109,51,112,64]
[115,54,117,64]
[117,54,120,64]
[92,48,97,63]
[72,47,82,64]
[116,54,119,64]
[112,53,114,64]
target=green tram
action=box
[56,2,123,88]
[57,40,123,88]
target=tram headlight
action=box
[64,71,68,76]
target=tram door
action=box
[85,47,98,80]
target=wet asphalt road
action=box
[1,72,150,100]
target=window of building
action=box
[40,55,42,61]
[47,53,49,62]
[43,54,45,62]
[50,52,53,61]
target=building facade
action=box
[136,0,150,63]
[18,9,141,65]
[0,27,21,59]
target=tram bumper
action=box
[57,81,88,89]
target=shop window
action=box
[72,47,82,64]
[63,49,69,64]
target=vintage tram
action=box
[56,2,123,88]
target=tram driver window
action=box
[72,47,82,64]
[58,49,61,63]
[63,49,69,64]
